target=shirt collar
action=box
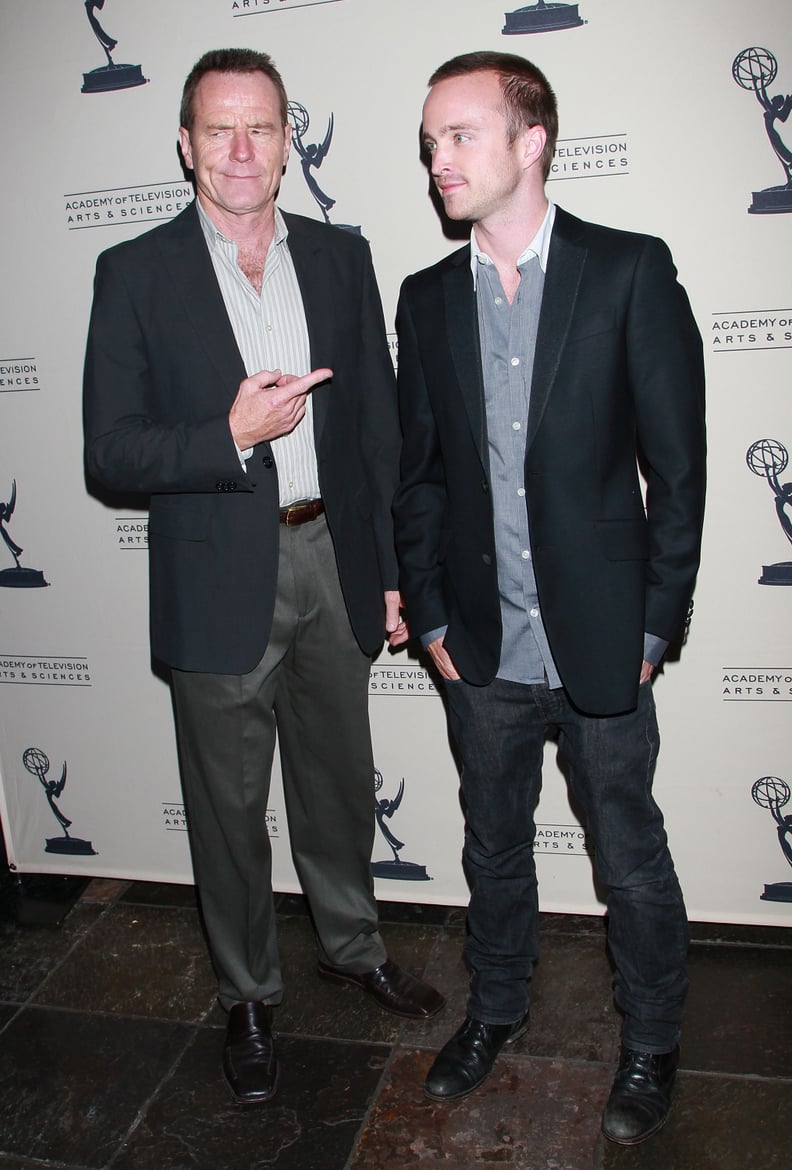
[470,201,556,288]
[196,199,289,253]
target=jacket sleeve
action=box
[355,241,401,590]
[391,279,451,636]
[83,245,246,496]
[627,235,706,641]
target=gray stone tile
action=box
[375,899,454,926]
[351,1049,612,1169]
[81,877,132,904]
[526,933,621,1063]
[395,930,468,1050]
[682,944,792,1077]
[0,1155,91,1170]
[0,1003,19,1033]
[113,1030,389,1170]
[540,911,609,938]
[0,1006,192,1167]
[31,903,216,1023]
[119,880,198,909]
[0,903,103,1002]
[689,920,792,947]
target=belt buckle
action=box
[286,501,312,526]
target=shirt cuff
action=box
[235,441,253,471]
[420,625,448,649]
[643,632,669,667]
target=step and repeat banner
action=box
[0,1,789,925]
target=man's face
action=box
[421,70,539,225]
[179,71,291,221]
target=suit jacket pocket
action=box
[595,518,649,561]
[564,310,615,345]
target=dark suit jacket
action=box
[393,207,706,716]
[84,202,399,672]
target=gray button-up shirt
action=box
[473,205,562,687]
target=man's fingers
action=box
[248,369,281,390]
[276,367,333,396]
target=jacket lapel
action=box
[526,207,587,452]
[443,250,488,465]
[283,213,332,448]
[155,203,247,399]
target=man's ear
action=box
[522,124,547,172]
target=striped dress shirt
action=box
[197,201,320,507]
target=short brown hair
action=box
[428,51,558,179]
[180,48,288,130]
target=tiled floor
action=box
[0,874,789,1169]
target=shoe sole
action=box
[317,966,446,1020]
[423,1017,530,1102]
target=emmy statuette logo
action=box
[287,101,360,234]
[0,480,48,588]
[746,439,792,585]
[751,776,792,903]
[732,48,792,214]
[24,747,97,856]
[371,769,430,881]
[502,1,586,36]
[81,1,148,94]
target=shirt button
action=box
[517,487,525,497]
[510,357,520,367]
[512,421,521,431]
[494,297,503,306]
[521,549,531,560]
[530,607,539,618]
[266,324,273,332]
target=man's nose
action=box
[230,129,254,161]
[430,144,451,175]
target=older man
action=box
[84,48,443,1105]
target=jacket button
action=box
[481,479,489,493]
[482,553,492,565]
[262,455,274,469]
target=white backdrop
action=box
[0,0,790,926]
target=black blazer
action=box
[84,202,399,672]
[393,207,706,715]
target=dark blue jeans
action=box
[445,676,689,1053]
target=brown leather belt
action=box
[279,499,325,527]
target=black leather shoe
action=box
[317,958,446,1019]
[601,1045,679,1145]
[424,1012,530,1100]
[223,1002,278,1104]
